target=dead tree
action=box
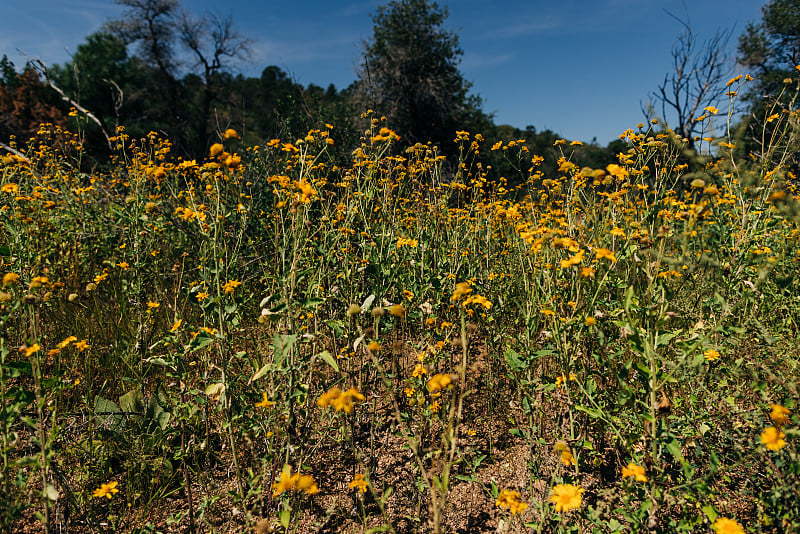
[651,12,734,150]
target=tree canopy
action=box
[353,0,488,154]
[739,0,800,105]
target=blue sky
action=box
[1,0,767,145]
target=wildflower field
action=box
[1,76,799,533]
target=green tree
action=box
[739,0,800,107]
[353,0,487,156]
[737,0,800,169]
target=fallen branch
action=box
[0,141,29,161]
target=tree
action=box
[353,0,485,155]
[649,12,733,150]
[104,0,180,107]
[737,0,800,170]
[103,0,250,155]
[177,11,251,152]
[739,0,800,106]
[0,65,67,145]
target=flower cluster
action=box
[272,466,319,497]
[495,489,528,515]
[317,386,366,414]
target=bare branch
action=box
[33,59,113,150]
[652,14,733,149]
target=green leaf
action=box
[146,393,170,430]
[0,245,10,256]
[624,284,636,312]
[665,439,684,463]
[702,504,717,523]
[250,362,274,383]
[504,348,525,372]
[119,389,145,413]
[656,330,681,348]
[379,486,393,506]
[278,508,290,529]
[205,383,226,404]
[575,405,604,419]
[316,350,339,373]
[299,297,325,308]
[94,396,122,428]
[361,294,376,312]
[272,333,297,367]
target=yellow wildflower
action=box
[209,143,224,157]
[463,294,492,310]
[451,282,472,301]
[29,276,50,289]
[296,474,319,495]
[349,473,368,493]
[560,249,584,269]
[495,489,528,515]
[427,373,452,394]
[550,483,583,512]
[412,363,427,378]
[93,481,120,499]
[712,517,744,534]
[222,279,242,294]
[21,344,40,357]
[296,180,316,204]
[2,273,19,286]
[606,163,628,180]
[317,386,365,414]
[560,450,576,467]
[760,426,786,451]
[272,468,299,497]
[621,463,647,482]
[704,349,720,361]
[770,404,791,427]
[387,304,405,317]
[595,248,617,262]
[255,392,275,409]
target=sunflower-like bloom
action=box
[550,483,583,512]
